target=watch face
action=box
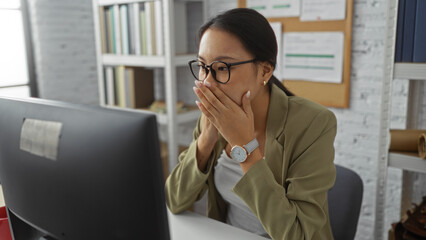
[230,146,247,163]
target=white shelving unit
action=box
[388,152,426,173]
[102,53,195,67]
[374,0,426,239]
[92,0,206,172]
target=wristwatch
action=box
[230,138,259,163]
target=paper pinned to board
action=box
[270,22,282,78]
[20,118,63,161]
[301,0,346,21]
[281,32,344,83]
[247,0,300,17]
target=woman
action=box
[165,8,337,240]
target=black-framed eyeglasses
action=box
[188,59,256,84]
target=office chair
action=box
[328,165,363,240]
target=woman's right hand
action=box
[195,111,218,172]
[198,111,219,146]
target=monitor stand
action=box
[7,208,50,240]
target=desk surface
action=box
[168,210,268,240]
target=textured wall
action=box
[27,0,426,239]
[27,0,99,105]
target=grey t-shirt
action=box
[214,149,270,239]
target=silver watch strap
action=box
[244,138,259,155]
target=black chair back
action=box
[328,165,363,240]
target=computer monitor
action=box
[0,96,170,240]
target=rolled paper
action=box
[389,129,426,152]
[419,133,426,159]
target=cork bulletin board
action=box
[238,0,354,108]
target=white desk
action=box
[168,210,268,240]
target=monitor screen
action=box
[0,97,169,240]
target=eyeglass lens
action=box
[190,61,229,83]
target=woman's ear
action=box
[258,62,274,85]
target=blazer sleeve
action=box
[232,109,337,240]
[165,115,217,214]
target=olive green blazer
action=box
[165,84,337,240]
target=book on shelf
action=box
[129,2,140,55]
[145,1,155,56]
[105,67,115,105]
[154,0,164,56]
[115,65,126,107]
[395,0,405,62]
[112,5,122,54]
[120,4,130,55]
[124,68,134,108]
[401,0,417,62]
[105,7,113,53]
[140,4,148,55]
[129,67,154,108]
[413,0,426,63]
[99,6,107,53]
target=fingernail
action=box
[195,81,201,88]
[246,91,251,98]
[193,86,197,92]
[204,80,211,88]
[195,100,200,106]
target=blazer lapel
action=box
[264,84,289,184]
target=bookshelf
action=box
[102,53,196,67]
[388,152,426,174]
[374,0,426,239]
[92,0,207,172]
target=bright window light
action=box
[0,9,29,87]
[0,0,20,9]
[0,86,30,98]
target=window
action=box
[0,0,35,98]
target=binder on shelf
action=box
[174,1,188,54]
[395,0,405,62]
[120,4,130,55]
[402,0,417,62]
[413,0,426,63]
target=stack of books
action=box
[99,1,164,56]
[104,66,154,108]
[395,0,426,63]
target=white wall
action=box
[27,0,426,239]
[27,0,99,105]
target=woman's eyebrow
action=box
[197,55,237,62]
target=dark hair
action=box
[198,8,294,96]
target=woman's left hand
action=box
[193,80,255,148]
